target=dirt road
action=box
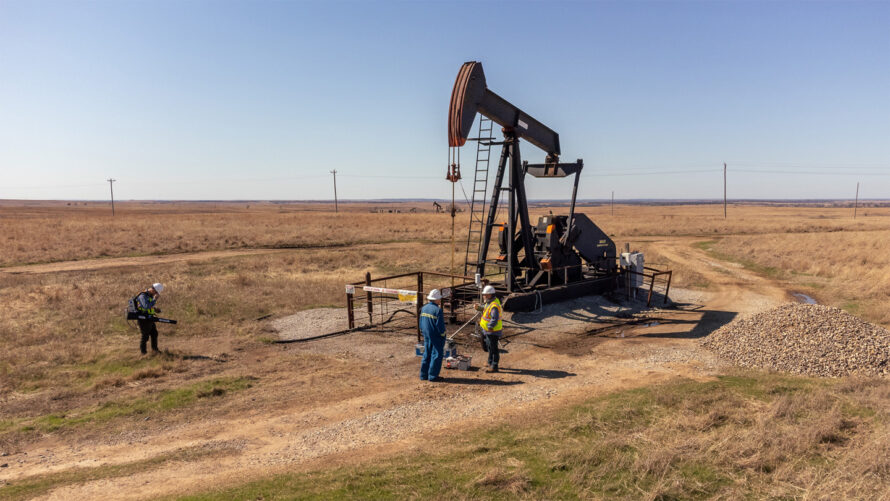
[0,241,446,275]
[1,240,791,499]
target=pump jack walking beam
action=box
[449,62,561,157]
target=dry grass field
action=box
[2,200,890,499]
[708,231,890,324]
[3,200,889,266]
[2,201,889,401]
[0,201,450,267]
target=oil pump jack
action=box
[449,61,618,311]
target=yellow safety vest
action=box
[479,298,503,332]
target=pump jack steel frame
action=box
[475,132,586,291]
[447,61,630,311]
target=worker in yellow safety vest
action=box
[133,283,164,354]
[475,285,503,373]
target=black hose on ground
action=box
[272,309,416,344]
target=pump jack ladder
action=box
[463,117,495,276]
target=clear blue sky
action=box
[1,0,888,201]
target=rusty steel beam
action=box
[448,61,560,157]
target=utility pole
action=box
[854,182,859,219]
[611,190,614,216]
[723,163,727,219]
[329,170,339,213]
[107,178,116,216]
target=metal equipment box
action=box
[620,252,645,288]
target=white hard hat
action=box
[427,289,442,301]
[482,285,496,295]
[152,283,165,293]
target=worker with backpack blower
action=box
[132,283,165,355]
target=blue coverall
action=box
[419,301,447,381]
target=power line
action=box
[2,182,107,190]
[583,169,716,177]
[725,161,889,170]
[339,174,441,179]
[5,166,889,193]
[734,169,890,176]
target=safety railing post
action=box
[449,288,457,323]
[346,289,355,329]
[365,272,373,325]
[647,273,656,307]
[416,273,423,342]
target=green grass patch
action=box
[23,353,170,392]
[693,239,783,279]
[1,377,255,435]
[692,240,718,252]
[0,444,238,501]
[842,301,862,315]
[180,373,884,501]
[799,281,825,289]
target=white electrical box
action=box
[620,252,644,288]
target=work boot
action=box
[486,366,498,373]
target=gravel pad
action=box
[701,303,890,377]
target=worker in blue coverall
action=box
[419,289,447,382]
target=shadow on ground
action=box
[635,309,737,339]
[435,377,523,386]
[509,291,674,327]
[495,368,576,379]
[501,300,737,345]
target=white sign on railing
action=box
[362,286,418,304]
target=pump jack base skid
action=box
[501,276,618,312]
[450,275,619,313]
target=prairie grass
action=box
[3,202,890,394]
[2,201,890,497]
[180,373,890,500]
[707,230,890,326]
[3,202,890,426]
[2,376,253,435]
[0,202,455,266]
[3,202,889,266]
[0,442,239,501]
[0,244,452,396]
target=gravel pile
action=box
[702,303,890,377]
